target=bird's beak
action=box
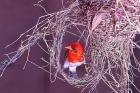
[65,46,73,50]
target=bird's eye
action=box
[72,47,76,50]
[72,48,77,52]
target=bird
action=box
[63,42,85,77]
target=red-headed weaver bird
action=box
[63,42,85,77]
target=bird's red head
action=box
[65,42,84,63]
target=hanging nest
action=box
[0,0,140,93]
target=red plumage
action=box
[66,42,84,63]
[63,42,85,77]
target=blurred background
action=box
[0,0,140,93]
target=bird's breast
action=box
[67,51,84,63]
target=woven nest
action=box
[48,0,140,92]
[0,0,140,93]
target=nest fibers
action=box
[0,0,140,93]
